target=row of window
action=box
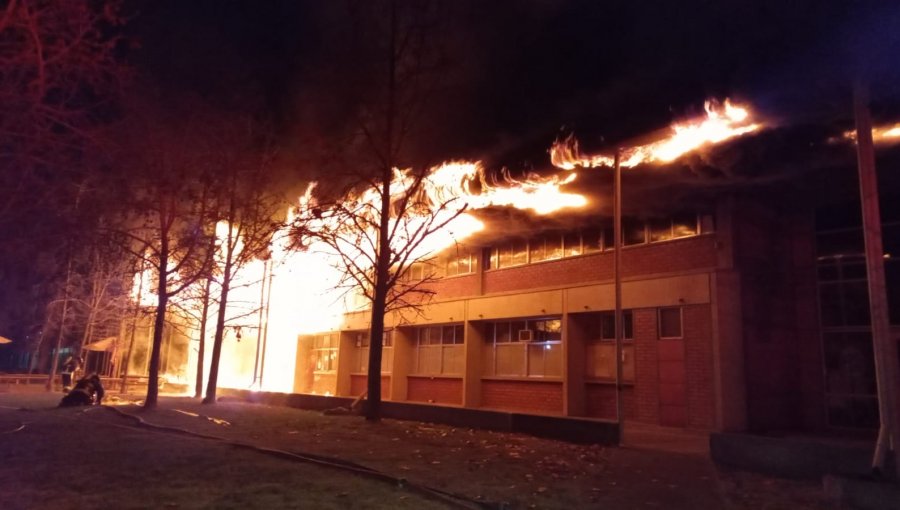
[404,213,713,280]
[487,213,713,270]
[333,308,684,380]
[405,249,478,281]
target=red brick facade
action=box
[585,384,635,419]
[350,375,390,399]
[406,376,463,405]
[481,379,564,415]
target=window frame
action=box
[658,307,684,339]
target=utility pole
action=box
[614,149,624,443]
[854,81,900,478]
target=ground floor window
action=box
[411,325,464,375]
[353,330,393,374]
[313,334,338,373]
[658,307,683,339]
[580,311,635,381]
[822,331,879,428]
[482,318,562,378]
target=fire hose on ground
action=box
[102,405,506,510]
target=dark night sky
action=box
[125,0,900,173]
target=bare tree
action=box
[0,0,125,222]
[203,136,285,404]
[292,0,458,420]
[115,102,219,409]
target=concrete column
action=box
[463,317,483,408]
[335,331,355,396]
[390,327,414,401]
[711,196,748,431]
[564,311,587,416]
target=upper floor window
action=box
[485,212,712,270]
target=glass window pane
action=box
[441,325,457,344]
[819,283,843,327]
[816,230,865,257]
[887,261,900,325]
[600,313,615,340]
[842,262,867,280]
[495,322,512,343]
[442,345,464,374]
[583,227,602,253]
[417,345,441,374]
[458,253,472,274]
[446,256,459,276]
[601,224,614,251]
[842,281,871,326]
[649,218,672,242]
[624,218,646,246]
[530,237,546,262]
[659,307,682,338]
[453,325,465,344]
[673,212,698,237]
[511,240,528,265]
[496,343,525,376]
[546,234,563,260]
[528,343,545,377]
[586,342,615,378]
[511,321,527,341]
[818,264,839,281]
[564,231,583,256]
[498,245,513,268]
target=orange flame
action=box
[843,122,900,145]
[550,99,763,169]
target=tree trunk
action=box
[46,257,73,391]
[144,243,169,409]
[204,251,234,405]
[194,276,212,398]
[365,0,398,422]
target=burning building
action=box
[148,99,900,438]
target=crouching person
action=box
[58,374,105,407]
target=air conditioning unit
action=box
[518,329,534,342]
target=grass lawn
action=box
[0,391,832,509]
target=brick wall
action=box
[735,199,804,432]
[632,308,660,424]
[481,379,564,414]
[350,374,390,399]
[683,305,715,429]
[585,384,635,419]
[419,274,480,300]
[407,376,463,405]
[482,236,716,295]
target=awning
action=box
[83,337,117,352]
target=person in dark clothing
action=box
[60,356,77,391]
[58,374,105,407]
